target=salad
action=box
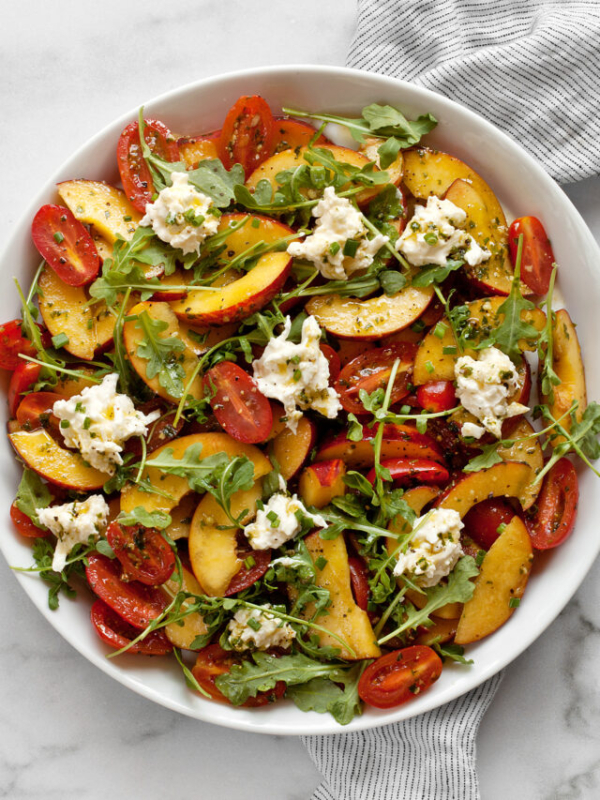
[3,94,599,726]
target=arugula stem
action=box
[374,586,407,639]
[19,355,105,383]
[361,213,410,270]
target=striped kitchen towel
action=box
[347,0,600,185]
[301,673,503,800]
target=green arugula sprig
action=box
[282,103,437,169]
[538,265,561,402]
[134,310,186,398]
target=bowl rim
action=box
[3,63,600,735]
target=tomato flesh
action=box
[31,204,102,286]
[192,643,285,706]
[366,457,449,487]
[463,497,517,550]
[416,380,457,413]
[218,95,275,175]
[525,458,578,550]
[106,521,176,586]
[224,545,272,596]
[90,599,172,655]
[8,362,41,416]
[117,118,180,213]
[203,361,272,444]
[16,391,63,432]
[348,555,370,611]
[358,646,443,709]
[10,503,49,538]
[85,552,167,629]
[335,343,417,415]
[0,320,41,371]
[508,216,556,295]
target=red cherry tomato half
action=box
[224,547,272,596]
[16,391,63,431]
[10,503,49,538]
[463,497,517,551]
[319,343,341,383]
[218,95,275,175]
[366,458,450,487]
[416,380,457,413]
[335,342,418,415]
[348,555,370,611]
[106,521,176,586]
[0,320,38,371]
[85,553,168,629]
[525,458,578,550]
[203,361,273,444]
[358,645,443,709]
[31,204,102,287]
[191,643,285,706]
[8,362,41,416]
[508,216,556,295]
[117,118,180,213]
[90,599,172,655]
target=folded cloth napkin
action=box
[347,0,600,184]
[301,673,503,800]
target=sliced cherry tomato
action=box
[16,391,63,431]
[508,216,556,295]
[90,599,172,655]
[319,343,341,383]
[271,118,329,153]
[0,320,39,371]
[335,342,418,415]
[8,362,41,416]
[525,458,578,550]
[416,380,457,413]
[358,645,443,709]
[224,536,272,595]
[218,95,275,175]
[203,361,272,444]
[117,118,180,213]
[31,204,102,286]
[10,503,49,538]
[85,553,167,629]
[124,401,185,458]
[463,497,517,551]
[106,521,176,586]
[191,643,285,706]
[348,555,370,611]
[366,457,449,487]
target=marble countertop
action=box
[1,2,599,798]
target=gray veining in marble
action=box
[1,2,599,798]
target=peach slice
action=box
[540,308,587,444]
[169,214,293,326]
[306,285,434,340]
[413,295,545,385]
[403,148,512,295]
[316,424,445,468]
[122,301,204,404]
[299,459,347,508]
[455,515,533,644]
[54,367,98,397]
[443,178,516,296]
[163,494,198,541]
[415,616,459,646]
[270,416,316,481]
[9,428,106,490]
[57,180,141,243]
[120,432,272,514]
[294,532,381,660]
[437,462,534,516]
[38,267,132,361]
[162,566,208,649]
[178,136,219,168]
[246,144,403,206]
[188,483,263,597]
[497,418,543,509]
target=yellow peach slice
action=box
[162,566,208,649]
[438,462,534,516]
[57,180,141,243]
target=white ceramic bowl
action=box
[2,65,600,735]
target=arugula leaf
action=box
[214,651,346,706]
[287,663,364,725]
[117,507,172,529]
[28,537,87,610]
[411,258,465,288]
[538,266,561,402]
[15,468,51,525]
[379,269,407,295]
[463,443,505,473]
[185,159,245,207]
[135,310,186,398]
[432,642,473,666]
[347,413,364,442]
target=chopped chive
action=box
[343,239,360,258]
[51,333,69,349]
[251,218,260,228]
[315,556,328,570]
[425,360,434,374]
[329,241,341,256]
[53,231,65,244]
[433,322,447,339]
[508,597,521,608]
[244,555,256,569]
[442,345,457,355]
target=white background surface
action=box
[1,1,600,798]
